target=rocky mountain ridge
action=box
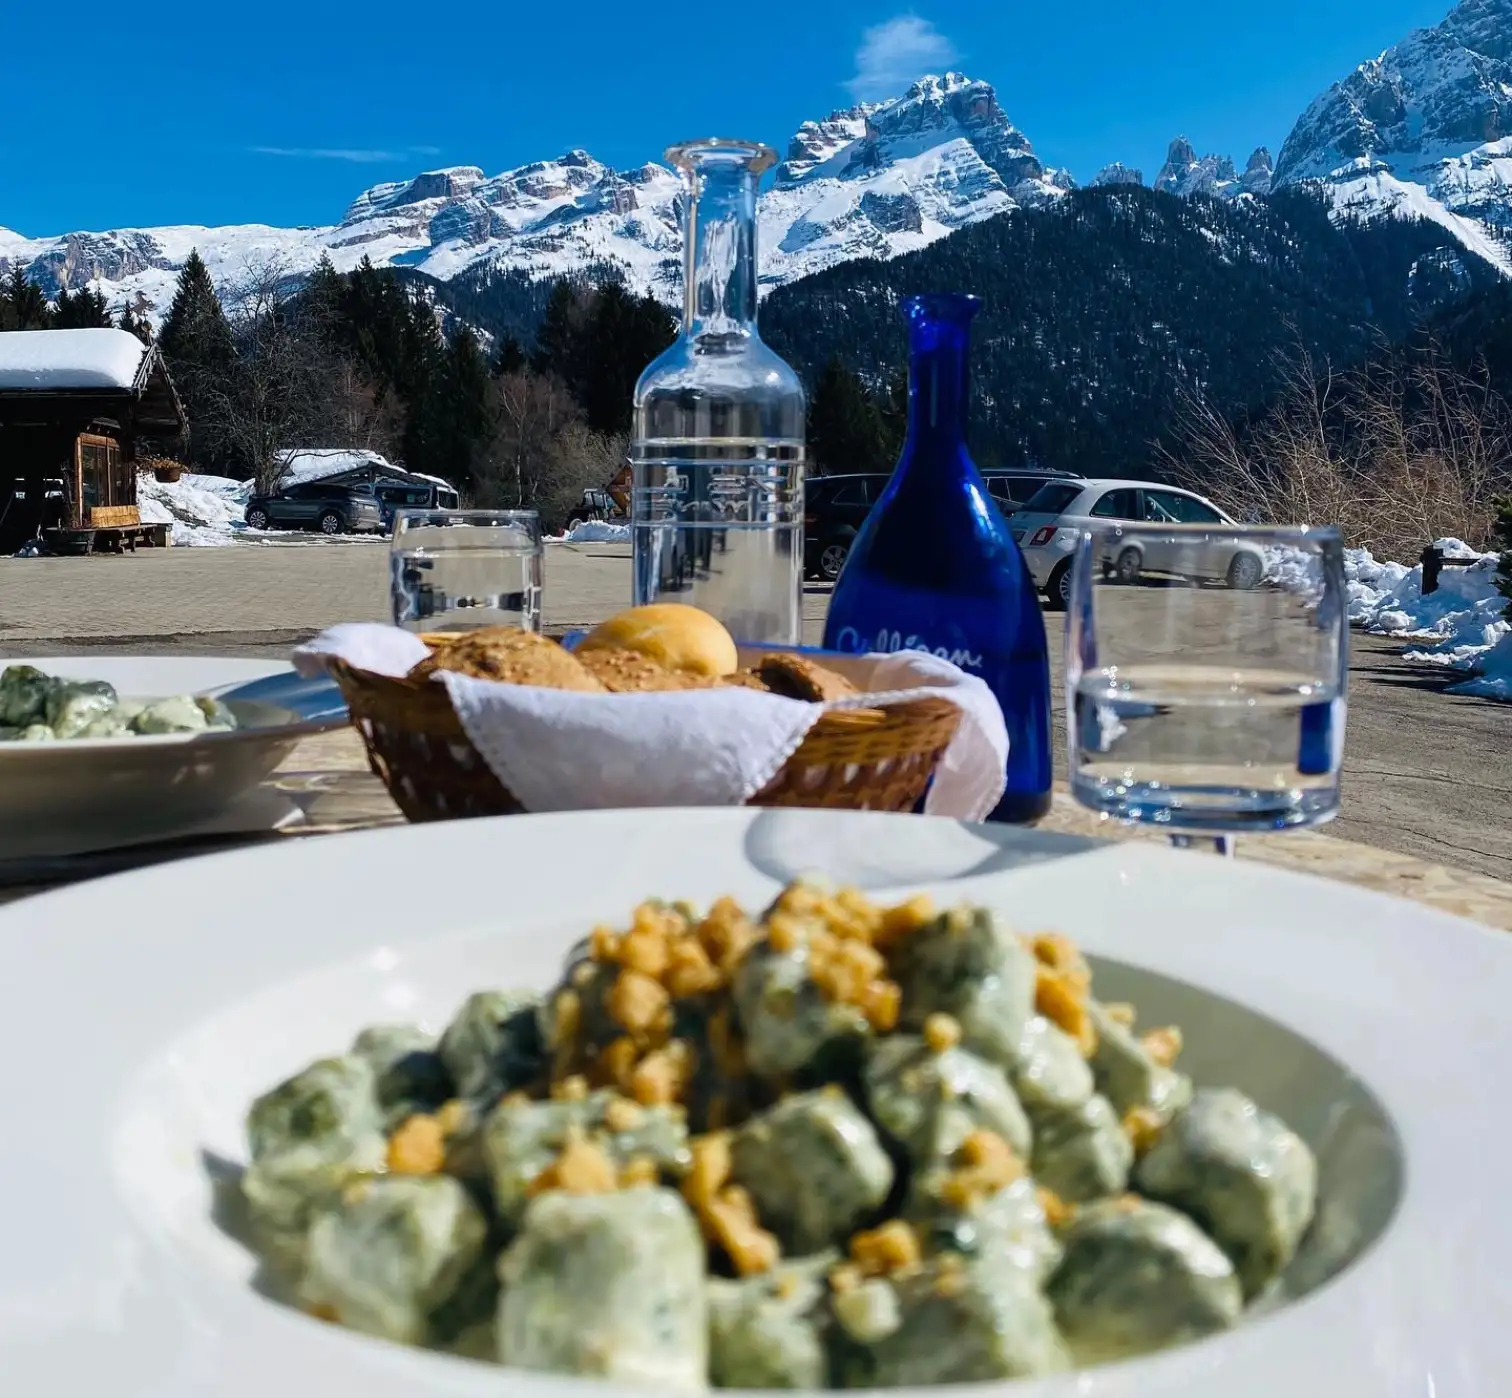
[2,2,1510,322]
[1273,0,1512,270]
[0,73,1071,323]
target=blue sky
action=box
[2,0,1454,237]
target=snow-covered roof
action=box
[276,448,397,486]
[406,470,457,491]
[275,448,457,493]
[0,328,150,392]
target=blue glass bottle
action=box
[822,293,1053,823]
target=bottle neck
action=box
[904,326,971,456]
[682,165,759,343]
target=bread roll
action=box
[410,628,604,691]
[577,604,738,679]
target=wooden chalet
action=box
[0,328,185,555]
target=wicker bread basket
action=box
[329,639,963,822]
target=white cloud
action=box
[250,145,441,164]
[848,15,959,101]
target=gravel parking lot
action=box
[0,542,1505,880]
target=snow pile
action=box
[136,471,382,547]
[1262,542,1322,592]
[0,328,147,391]
[136,472,250,546]
[1345,538,1510,700]
[547,520,630,544]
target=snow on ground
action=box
[135,471,382,547]
[546,520,630,544]
[1345,538,1510,700]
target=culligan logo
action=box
[835,626,984,672]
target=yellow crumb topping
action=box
[435,1098,470,1137]
[1140,1026,1183,1069]
[682,1131,780,1275]
[618,1155,660,1188]
[528,1131,618,1196]
[603,1096,645,1133]
[1123,1106,1166,1157]
[1103,1001,1137,1029]
[922,1013,962,1054]
[386,1114,447,1175]
[1037,1185,1075,1229]
[1036,966,1097,1057]
[849,1219,922,1277]
[939,1129,1025,1209]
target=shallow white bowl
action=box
[0,655,340,857]
[0,807,1503,1397]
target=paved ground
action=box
[1,543,1506,880]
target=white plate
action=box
[0,808,1502,1398]
[0,656,340,859]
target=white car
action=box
[1009,479,1266,608]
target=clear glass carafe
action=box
[630,140,806,645]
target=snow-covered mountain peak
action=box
[1273,0,1512,272]
[1439,0,1512,63]
[775,106,878,185]
[0,73,1068,321]
[1155,138,1243,199]
[1093,162,1144,187]
[1243,148,1275,195]
[755,73,1068,285]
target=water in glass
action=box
[1066,525,1348,835]
[631,140,806,645]
[390,510,543,634]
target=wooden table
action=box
[4,727,1510,931]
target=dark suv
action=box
[804,474,891,580]
[804,468,1085,581]
[245,480,385,536]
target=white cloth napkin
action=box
[293,624,1009,820]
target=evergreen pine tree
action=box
[2,264,50,329]
[425,326,494,480]
[808,357,888,474]
[159,250,233,369]
[300,254,346,344]
[51,285,112,328]
[578,284,675,434]
[530,280,585,389]
[158,250,235,469]
[494,335,526,375]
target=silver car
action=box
[1010,479,1266,608]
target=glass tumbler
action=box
[390,510,543,634]
[1066,524,1348,853]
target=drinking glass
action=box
[1065,524,1348,855]
[390,510,543,633]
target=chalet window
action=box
[78,435,122,510]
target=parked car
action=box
[979,467,1086,513]
[1011,479,1263,608]
[803,473,891,580]
[373,479,460,529]
[244,480,385,536]
[804,469,1085,581]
